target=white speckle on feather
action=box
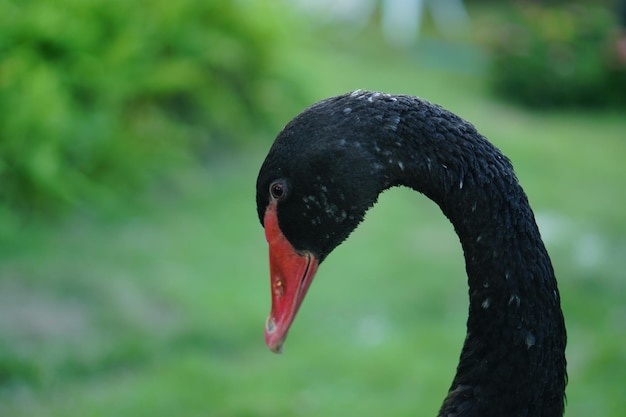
[525,332,536,349]
[509,294,521,308]
[398,161,404,171]
[481,298,490,309]
[343,107,352,114]
[387,115,401,131]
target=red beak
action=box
[263,202,319,353]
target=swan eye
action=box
[270,181,287,201]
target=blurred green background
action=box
[1,0,625,416]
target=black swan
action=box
[255,91,567,416]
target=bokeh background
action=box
[1,0,625,416]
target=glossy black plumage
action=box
[256,91,567,417]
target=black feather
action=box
[256,91,567,417]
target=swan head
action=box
[255,93,391,352]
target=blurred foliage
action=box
[480,3,626,108]
[467,0,615,6]
[0,0,306,216]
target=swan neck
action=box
[373,112,567,417]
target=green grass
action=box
[1,22,626,417]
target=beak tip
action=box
[269,343,284,354]
[265,334,285,354]
[265,315,285,354]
